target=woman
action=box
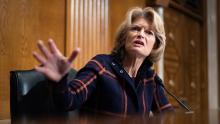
[33,7,172,116]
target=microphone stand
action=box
[161,85,194,114]
[156,77,194,114]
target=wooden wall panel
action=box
[164,6,207,115]
[66,0,109,69]
[0,0,66,119]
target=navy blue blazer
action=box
[53,54,172,115]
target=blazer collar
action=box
[110,54,154,91]
[111,53,154,79]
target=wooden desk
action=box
[0,109,219,124]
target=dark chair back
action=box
[10,69,77,118]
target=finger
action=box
[37,40,51,59]
[34,66,46,74]
[68,48,80,63]
[33,51,46,64]
[48,38,62,56]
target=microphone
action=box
[155,76,194,114]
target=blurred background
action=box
[0,0,219,120]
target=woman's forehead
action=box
[131,17,154,30]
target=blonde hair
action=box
[111,7,166,63]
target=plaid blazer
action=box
[53,54,172,115]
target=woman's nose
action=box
[137,29,145,38]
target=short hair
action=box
[111,7,166,63]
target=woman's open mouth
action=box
[133,40,144,46]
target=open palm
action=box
[33,39,80,82]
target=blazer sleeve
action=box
[151,74,173,113]
[52,56,103,111]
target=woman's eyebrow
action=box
[130,24,155,31]
[130,24,140,27]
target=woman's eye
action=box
[145,30,154,35]
[130,26,140,31]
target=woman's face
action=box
[125,17,156,58]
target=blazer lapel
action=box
[110,60,142,111]
[110,61,136,92]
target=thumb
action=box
[68,48,80,64]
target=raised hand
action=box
[33,39,80,82]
